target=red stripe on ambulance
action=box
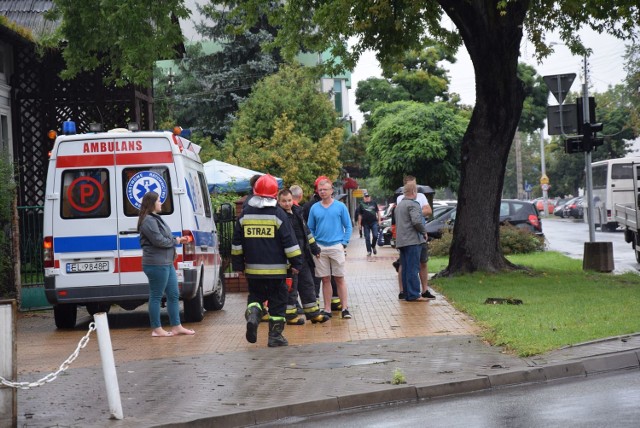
[56,151,173,168]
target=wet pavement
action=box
[12,232,640,427]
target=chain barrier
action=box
[0,322,96,390]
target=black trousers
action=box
[247,278,288,320]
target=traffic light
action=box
[576,97,596,126]
[564,136,583,154]
[580,122,604,152]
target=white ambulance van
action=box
[43,123,225,328]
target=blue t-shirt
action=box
[308,199,352,246]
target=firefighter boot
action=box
[330,297,342,312]
[267,320,288,347]
[309,313,330,324]
[245,304,261,344]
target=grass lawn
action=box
[429,251,640,357]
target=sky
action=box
[348,29,631,132]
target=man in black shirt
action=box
[357,192,381,256]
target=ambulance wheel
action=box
[204,268,225,311]
[184,285,204,323]
[86,303,111,316]
[54,304,77,329]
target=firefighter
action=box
[232,174,303,347]
[277,188,330,325]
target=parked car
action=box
[425,199,543,240]
[553,198,569,217]
[563,196,584,219]
[532,197,554,215]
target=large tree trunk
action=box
[439,0,529,275]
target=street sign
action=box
[524,183,533,193]
[540,175,549,185]
[543,73,576,105]
[547,104,578,135]
[353,189,365,198]
[541,183,550,191]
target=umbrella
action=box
[204,159,283,193]
[394,184,435,195]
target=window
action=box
[592,165,607,189]
[61,169,110,219]
[0,115,8,153]
[611,163,634,180]
[197,171,212,218]
[333,80,342,115]
[122,167,173,216]
[499,202,510,217]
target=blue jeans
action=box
[399,245,422,300]
[363,222,379,253]
[143,264,180,328]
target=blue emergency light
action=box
[62,120,76,135]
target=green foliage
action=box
[355,77,410,123]
[517,63,548,133]
[340,128,370,178]
[367,101,467,192]
[433,252,640,356]
[210,192,240,213]
[0,150,16,297]
[47,0,190,86]
[223,64,342,195]
[154,3,283,143]
[624,43,640,134]
[391,368,407,385]
[355,46,455,126]
[429,225,544,257]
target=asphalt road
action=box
[258,370,640,427]
[541,215,640,274]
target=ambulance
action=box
[42,122,225,328]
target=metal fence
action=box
[17,206,44,287]
[215,203,236,271]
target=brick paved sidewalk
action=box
[14,231,640,427]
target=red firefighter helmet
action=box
[253,174,278,198]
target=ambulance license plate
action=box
[66,261,109,273]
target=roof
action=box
[0,0,59,38]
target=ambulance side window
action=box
[197,171,212,218]
[60,169,111,219]
[122,167,174,216]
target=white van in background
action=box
[43,123,225,328]
[591,156,640,231]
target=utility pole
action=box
[515,130,523,199]
[540,129,548,217]
[582,54,596,242]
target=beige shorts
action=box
[314,243,346,278]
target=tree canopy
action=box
[47,0,189,86]
[367,101,468,191]
[216,64,343,195]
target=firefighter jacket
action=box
[290,204,321,269]
[231,196,303,278]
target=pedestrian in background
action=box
[396,175,436,300]
[138,192,195,337]
[358,192,381,256]
[308,178,353,319]
[232,175,303,347]
[394,181,429,302]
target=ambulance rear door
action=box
[115,134,182,291]
[49,135,120,298]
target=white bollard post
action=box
[93,312,123,420]
[0,300,17,427]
